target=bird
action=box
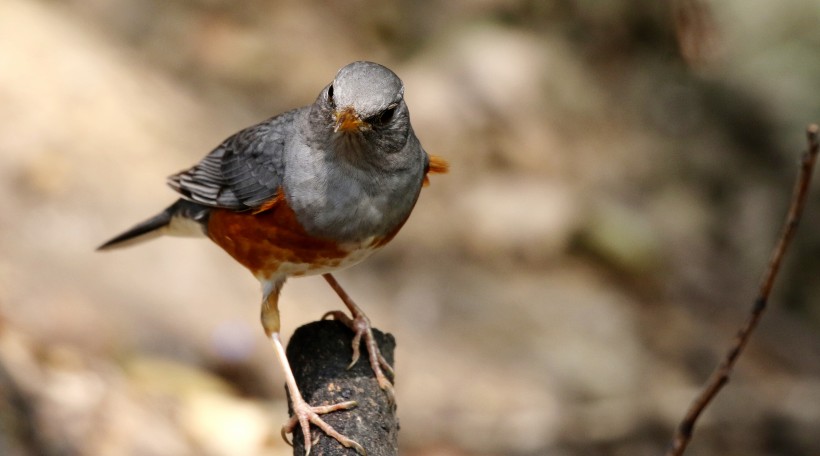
[99,61,448,455]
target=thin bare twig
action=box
[666,124,820,456]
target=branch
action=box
[286,320,398,456]
[666,124,820,455]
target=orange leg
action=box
[322,273,395,402]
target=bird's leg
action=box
[261,280,364,455]
[321,273,395,402]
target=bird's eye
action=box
[380,106,396,124]
[369,104,397,126]
[327,85,334,104]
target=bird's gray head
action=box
[310,61,411,159]
[286,61,427,242]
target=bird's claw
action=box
[324,308,395,402]
[281,397,365,455]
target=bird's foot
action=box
[282,395,364,456]
[323,309,395,402]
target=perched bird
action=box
[99,61,448,455]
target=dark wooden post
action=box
[286,320,398,456]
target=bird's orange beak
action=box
[334,107,366,133]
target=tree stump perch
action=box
[286,320,398,456]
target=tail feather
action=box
[97,199,209,251]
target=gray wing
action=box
[167,109,300,210]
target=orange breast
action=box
[207,195,356,279]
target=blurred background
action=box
[2,0,820,455]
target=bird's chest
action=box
[284,160,420,243]
[206,200,383,281]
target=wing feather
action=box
[167,109,300,211]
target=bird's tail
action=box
[97,199,209,251]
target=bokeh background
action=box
[2,1,820,455]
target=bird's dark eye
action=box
[369,105,397,126]
[327,85,334,104]
[380,106,396,124]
